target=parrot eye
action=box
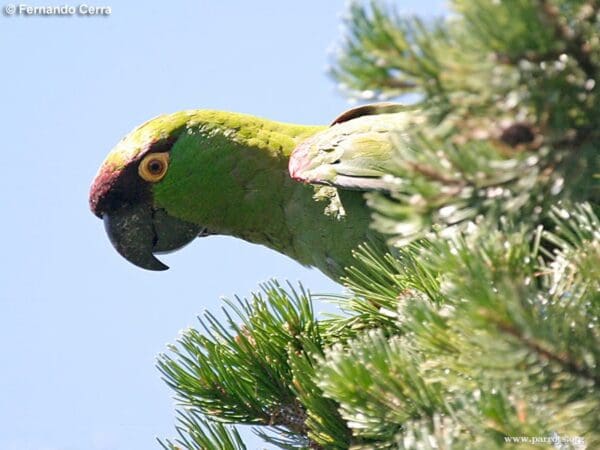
[139,152,169,182]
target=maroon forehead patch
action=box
[89,162,121,217]
[89,136,177,217]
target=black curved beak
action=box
[102,203,202,271]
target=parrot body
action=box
[90,105,409,280]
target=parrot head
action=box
[89,112,205,271]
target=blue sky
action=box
[0,1,445,448]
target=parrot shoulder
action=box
[289,102,413,191]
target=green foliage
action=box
[158,282,350,448]
[158,411,246,450]
[334,0,599,246]
[333,0,600,126]
[335,0,600,241]
[322,208,600,448]
[160,0,599,448]
[317,330,449,443]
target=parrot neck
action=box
[154,111,373,279]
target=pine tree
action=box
[158,1,599,448]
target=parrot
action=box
[89,103,412,280]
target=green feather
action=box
[289,105,418,190]
[149,110,378,279]
[92,106,408,279]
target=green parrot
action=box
[89,103,410,280]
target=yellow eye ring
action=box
[139,152,169,182]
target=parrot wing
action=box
[289,103,415,191]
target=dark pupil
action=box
[149,160,163,174]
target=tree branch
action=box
[493,318,599,386]
[537,0,597,79]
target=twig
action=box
[270,400,324,449]
[406,161,466,186]
[494,319,599,386]
[537,0,597,79]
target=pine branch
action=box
[332,204,600,447]
[492,318,599,386]
[332,1,600,247]
[158,410,246,450]
[268,401,309,435]
[159,282,350,449]
[537,0,597,79]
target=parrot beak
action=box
[102,203,202,271]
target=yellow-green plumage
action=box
[152,111,376,279]
[90,105,407,279]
